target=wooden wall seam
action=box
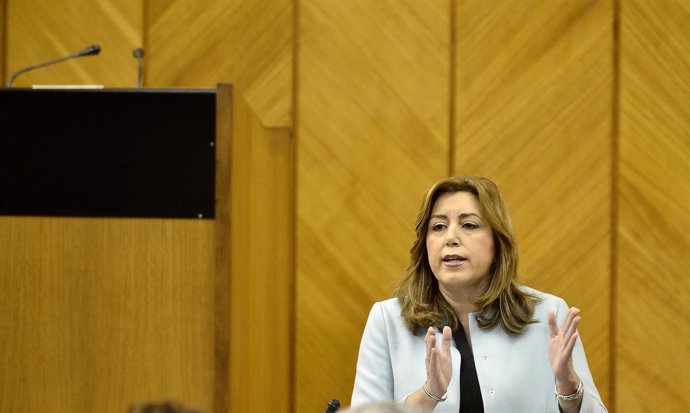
[287,125,298,413]
[610,0,620,411]
[290,2,299,413]
[448,0,457,176]
[213,84,233,413]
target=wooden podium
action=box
[0,84,294,413]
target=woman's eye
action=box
[462,222,479,230]
[431,223,447,232]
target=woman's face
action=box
[426,191,495,298]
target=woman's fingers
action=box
[550,307,581,342]
[562,308,580,333]
[547,307,584,381]
[564,315,580,337]
[560,309,580,350]
[563,315,580,354]
[547,310,559,337]
[423,326,452,397]
[425,327,434,367]
[565,328,579,354]
[441,326,452,356]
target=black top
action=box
[452,326,484,412]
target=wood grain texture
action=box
[617,0,690,410]
[0,85,292,413]
[226,86,294,413]
[0,217,216,413]
[146,0,293,127]
[296,1,451,411]
[1,0,6,83]
[454,0,613,404]
[7,0,690,411]
[212,84,233,413]
[5,0,142,87]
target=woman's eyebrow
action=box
[459,212,481,219]
[430,212,482,220]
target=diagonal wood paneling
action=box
[6,0,142,87]
[296,1,451,411]
[146,0,292,127]
[618,0,690,410]
[454,0,613,405]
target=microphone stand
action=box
[133,48,145,88]
[6,44,101,87]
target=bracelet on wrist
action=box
[555,379,584,401]
[423,382,447,402]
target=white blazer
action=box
[351,287,607,412]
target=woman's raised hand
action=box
[547,307,581,383]
[425,326,453,398]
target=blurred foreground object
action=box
[127,400,202,413]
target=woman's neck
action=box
[440,289,478,318]
[439,288,480,352]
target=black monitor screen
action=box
[0,88,216,219]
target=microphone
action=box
[132,48,144,88]
[6,44,101,87]
[324,399,340,413]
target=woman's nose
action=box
[445,227,460,246]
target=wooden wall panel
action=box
[8,0,690,411]
[296,1,451,411]
[617,0,690,410]
[5,0,142,87]
[146,0,292,127]
[224,86,294,413]
[454,0,613,405]
[0,86,291,413]
[0,218,216,413]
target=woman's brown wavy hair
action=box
[393,176,539,334]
